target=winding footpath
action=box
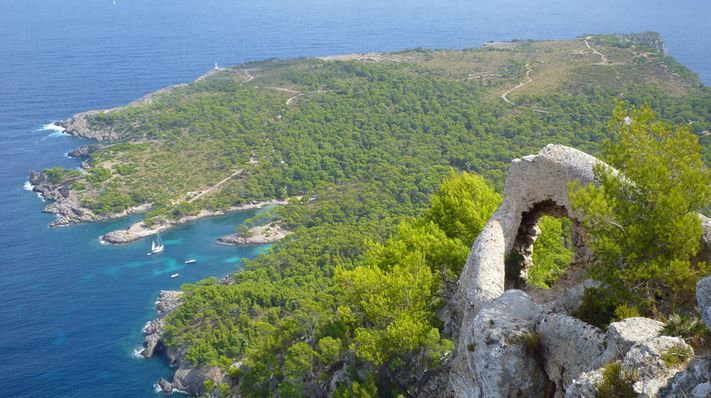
[239,69,256,86]
[501,63,533,105]
[584,36,608,64]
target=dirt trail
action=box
[501,63,533,105]
[240,69,256,86]
[584,37,609,64]
[188,169,243,203]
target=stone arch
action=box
[448,144,601,396]
[453,144,599,311]
[447,145,711,397]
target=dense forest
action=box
[44,33,711,396]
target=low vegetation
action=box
[594,361,637,398]
[570,103,711,327]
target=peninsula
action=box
[26,33,711,396]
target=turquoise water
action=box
[1,0,710,396]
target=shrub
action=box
[594,361,636,398]
[662,313,709,348]
[572,287,620,329]
[86,167,112,184]
[570,104,711,314]
[660,344,693,369]
[613,304,641,321]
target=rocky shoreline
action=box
[28,170,150,227]
[217,222,292,245]
[141,290,227,396]
[101,199,292,244]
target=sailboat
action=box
[149,234,164,255]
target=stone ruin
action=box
[446,144,711,398]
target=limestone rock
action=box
[658,356,711,397]
[141,290,183,359]
[543,279,600,314]
[156,290,184,316]
[698,275,711,331]
[537,313,612,394]
[57,111,121,141]
[451,290,551,397]
[622,336,693,398]
[565,369,603,398]
[158,378,173,394]
[141,318,165,358]
[172,365,225,396]
[605,317,664,358]
[446,144,711,397]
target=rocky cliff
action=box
[141,290,227,396]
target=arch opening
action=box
[505,199,586,291]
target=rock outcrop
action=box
[56,111,121,141]
[698,276,711,331]
[217,222,292,245]
[141,290,227,396]
[447,144,711,398]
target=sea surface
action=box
[0,0,709,396]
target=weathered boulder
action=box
[158,377,173,394]
[622,336,693,397]
[565,369,603,398]
[543,279,600,314]
[605,317,664,358]
[537,313,612,395]
[172,366,226,396]
[451,289,552,397]
[697,275,711,331]
[658,356,711,398]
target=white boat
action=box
[184,259,197,264]
[170,273,180,278]
[149,234,164,255]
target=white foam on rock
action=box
[131,346,145,359]
[36,123,69,137]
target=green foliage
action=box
[333,372,378,398]
[594,361,636,398]
[86,167,112,184]
[570,103,711,313]
[236,224,252,237]
[613,304,641,320]
[662,313,710,348]
[572,287,621,329]
[336,251,439,366]
[317,336,343,366]
[513,331,542,357]
[283,342,316,379]
[43,167,81,185]
[660,344,694,369]
[114,163,137,176]
[76,42,709,397]
[425,171,501,246]
[528,216,574,288]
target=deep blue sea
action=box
[1,0,710,396]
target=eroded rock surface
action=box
[447,145,711,398]
[140,290,225,395]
